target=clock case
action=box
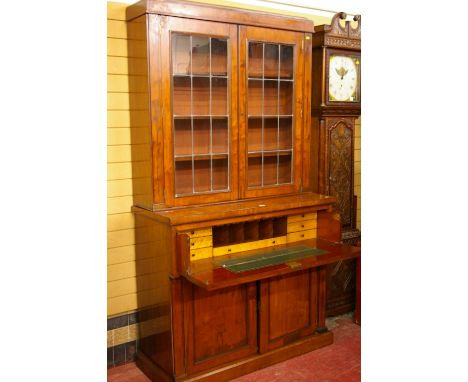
[311,12,361,317]
[312,12,361,113]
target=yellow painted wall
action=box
[108,2,156,317]
[107,1,361,318]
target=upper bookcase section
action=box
[124,0,315,210]
[126,0,314,33]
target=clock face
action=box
[328,55,360,102]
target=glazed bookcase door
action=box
[160,17,239,206]
[239,26,305,198]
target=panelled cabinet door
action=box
[239,26,305,198]
[183,280,257,374]
[160,17,239,206]
[259,269,319,352]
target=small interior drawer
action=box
[213,236,287,257]
[185,228,212,238]
[190,235,213,249]
[287,229,317,242]
[287,213,317,223]
[190,247,213,261]
[287,219,317,233]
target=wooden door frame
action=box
[238,26,307,199]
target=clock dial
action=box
[328,55,359,102]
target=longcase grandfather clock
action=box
[311,12,361,316]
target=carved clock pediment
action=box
[313,12,361,50]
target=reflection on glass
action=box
[172,34,190,75]
[191,36,210,75]
[248,42,263,78]
[280,45,293,78]
[264,44,279,78]
[211,38,227,76]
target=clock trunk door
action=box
[327,117,354,229]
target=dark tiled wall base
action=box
[107,305,169,368]
[107,310,140,368]
[108,340,139,368]
[108,311,139,331]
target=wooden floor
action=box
[108,314,360,382]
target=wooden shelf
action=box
[248,115,293,118]
[247,150,292,158]
[173,74,228,79]
[175,154,229,162]
[173,115,229,119]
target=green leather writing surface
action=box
[217,245,328,273]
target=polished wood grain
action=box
[302,33,314,192]
[317,210,341,242]
[259,269,318,352]
[183,280,257,374]
[133,193,335,227]
[147,14,165,206]
[171,278,185,378]
[126,0,314,33]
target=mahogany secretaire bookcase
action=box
[125,1,360,381]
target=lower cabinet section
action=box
[175,267,329,378]
[182,281,258,374]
